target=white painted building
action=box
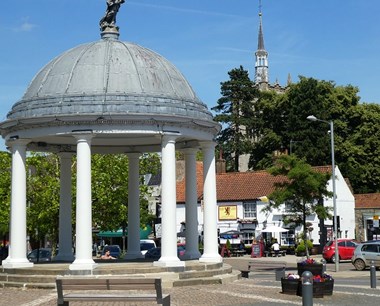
[172,163,355,249]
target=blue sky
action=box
[1,0,379,150]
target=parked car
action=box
[351,241,380,270]
[102,245,121,258]
[322,239,357,263]
[27,248,52,263]
[145,244,186,260]
[140,239,156,255]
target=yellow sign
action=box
[218,205,237,220]
[374,215,379,220]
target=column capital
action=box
[199,141,217,150]
[58,152,74,159]
[161,135,178,144]
[127,152,141,159]
[183,147,199,155]
[73,134,94,143]
[7,138,30,149]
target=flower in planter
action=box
[313,275,325,282]
[322,273,334,281]
[298,257,319,265]
[285,273,300,280]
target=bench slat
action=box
[56,277,170,306]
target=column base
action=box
[125,252,144,260]
[2,258,33,269]
[53,253,75,262]
[69,259,98,271]
[153,257,185,267]
[182,251,201,260]
[199,253,223,263]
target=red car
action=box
[322,239,358,263]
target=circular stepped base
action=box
[0,260,238,289]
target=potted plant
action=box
[322,273,334,295]
[281,273,300,295]
[297,257,323,276]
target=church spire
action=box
[254,0,269,89]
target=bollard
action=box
[321,259,326,274]
[370,260,376,289]
[302,271,313,306]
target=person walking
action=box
[271,240,280,257]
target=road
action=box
[0,255,379,305]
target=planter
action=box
[296,281,324,298]
[324,279,334,295]
[281,278,299,295]
[297,263,323,276]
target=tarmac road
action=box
[1,254,379,305]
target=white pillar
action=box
[54,152,74,262]
[69,135,97,270]
[2,139,33,268]
[125,153,143,259]
[154,135,184,267]
[183,148,201,259]
[199,141,222,263]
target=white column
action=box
[125,153,143,259]
[183,148,201,259]
[154,135,184,267]
[69,135,97,270]
[54,152,74,262]
[2,139,33,268]
[199,141,222,263]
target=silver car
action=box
[351,241,380,270]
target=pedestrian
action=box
[101,249,116,260]
[271,239,280,257]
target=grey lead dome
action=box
[7,37,212,122]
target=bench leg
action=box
[161,295,170,306]
[241,270,250,278]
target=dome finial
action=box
[99,0,125,36]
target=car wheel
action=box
[353,259,366,271]
[330,254,340,263]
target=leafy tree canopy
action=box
[265,155,332,238]
[212,65,259,171]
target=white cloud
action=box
[128,1,242,19]
[13,18,37,32]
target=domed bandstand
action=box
[0,1,225,281]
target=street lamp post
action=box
[307,115,339,272]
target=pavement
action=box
[1,254,380,305]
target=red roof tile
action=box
[354,193,380,209]
[176,163,332,203]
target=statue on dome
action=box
[100,0,125,32]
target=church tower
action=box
[254,1,269,90]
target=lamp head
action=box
[306,115,317,121]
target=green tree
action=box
[212,66,259,171]
[91,153,160,231]
[0,152,11,238]
[0,151,160,248]
[27,153,60,249]
[264,155,332,256]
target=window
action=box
[362,244,379,253]
[281,229,295,246]
[243,201,257,219]
[284,201,293,213]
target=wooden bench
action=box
[231,249,246,257]
[241,260,287,280]
[263,250,286,257]
[56,277,170,306]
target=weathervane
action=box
[100,0,126,32]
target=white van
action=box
[140,239,156,255]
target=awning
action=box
[97,225,152,239]
[260,225,289,233]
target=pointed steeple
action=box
[254,0,269,89]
